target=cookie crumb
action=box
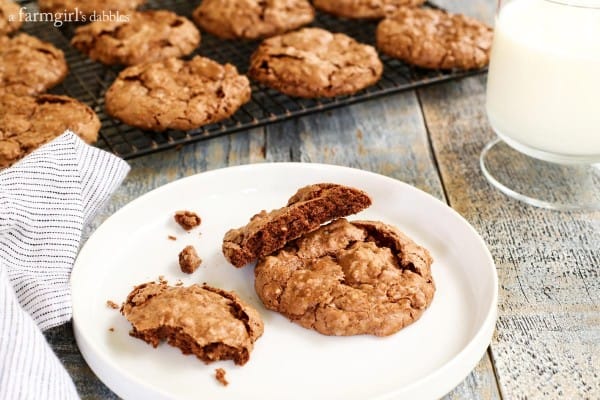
[168,235,177,241]
[179,245,202,274]
[158,275,167,284]
[174,210,202,231]
[175,279,184,286]
[106,300,119,309]
[215,368,228,386]
[108,327,115,332]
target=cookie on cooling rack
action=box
[248,27,382,98]
[71,10,200,66]
[0,0,22,35]
[38,0,145,16]
[0,33,67,96]
[104,56,251,132]
[0,93,100,169]
[313,0,424,19]
[193,0,314,40]
[122,281,264,365]
[376,7,493,70]
[255,218,435,336]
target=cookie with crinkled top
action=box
[0,0,22,35]
[248,27,382,98]
[0,93,100,169]
[313,0,424,19]
[104,56,251,132]
[255,218,435,336]
[71,10,200,66]
[193,0,314,40]
[121,282,264,365]
[0,33,67,96]
[376,7,493,70]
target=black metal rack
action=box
[19,0,485,159]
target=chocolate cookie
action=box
[71,10,200,66]
[0,33,67,96]
[376,8,493,70]
[193,0,314,40]
[222,183,372,268]
[0,93,100,169]
[313,0,424,19]
[255,218,435,336]
[121,282,264,365]
[248,27,382,98]
[104,56,251,132]
[0,0,22,35]
[38,0,145,16]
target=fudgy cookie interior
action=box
[222,183,372,267]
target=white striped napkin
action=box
[0,131,130,399]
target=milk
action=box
[486,0,600,162]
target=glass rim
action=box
[540,0,600,9]
[500,0,600,9]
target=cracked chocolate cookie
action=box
[248,27,383,98]
[104,56,251,132]
[255,218,435,336]
[376,8,493,70]
[193,0,314,40]
[38,0,145,17]
[0,33,67,96]
[313,0,424,19]
[121,281,264,365]
[0,0,22,35]
[71,10,200,66]
[223,183,372,268]
[0,93,100,168]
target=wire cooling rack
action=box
[19,0,486,159]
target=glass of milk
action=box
[482,0,600,210]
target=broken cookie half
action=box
[121,281,263,365]
[222,183,372,267]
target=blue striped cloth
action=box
[0,132,130,399]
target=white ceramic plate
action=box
[72,163,497,400]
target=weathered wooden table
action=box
[44,0,600,398]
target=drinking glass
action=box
[482,0,600,210]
